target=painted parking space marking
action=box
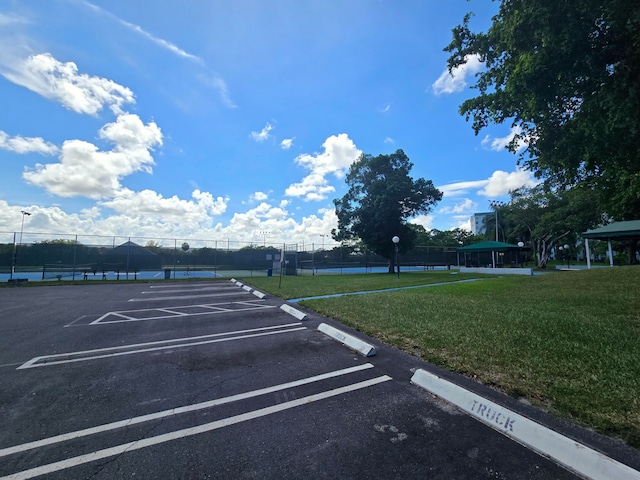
[411,369,640,480]
[128,291,252,302]
[146,282,229,289]
[141,286,237,294]
[2,363,375,458]
[1,370,391,479]
[17,323,305,369]
[90,300,274,325]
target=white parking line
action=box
[1,363,375,458]
[91,300,274,324]
[128,292,251,302]
[142,287,235,294]
[155,308,188,316]
[1,374,391,480]
[148,283,223,289]
[18,323,305,369]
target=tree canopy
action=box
[445,0,640,220]
[332,150,442,272]
[497,185,601,267]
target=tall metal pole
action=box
[10,232,16,280]
[395,244,399,279]
[489,201,505,267]
[392,236,400,278]
[12,211,31,279]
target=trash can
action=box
[164,268,172,280]
[267,269,273,277]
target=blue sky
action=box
[0,0,538,247]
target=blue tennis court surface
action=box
[2,265,454,283]
[1,269,222,282]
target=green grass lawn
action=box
[244,267,640,448]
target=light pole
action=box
[11,210,31,279]
[517,241,525,267]
[392,235,400,279]
[259,231,270,247]
[319,234,327,251]
[19,211,31,244]
[489,200,505,268]
[564,243,570,269]
[489,200,506,242]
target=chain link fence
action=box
[0,231,458,282]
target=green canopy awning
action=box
[583,220,640,239]
[457,241,522,253]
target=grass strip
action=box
[244,271,486,300]
[245,268,640,448]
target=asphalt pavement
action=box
[1,280,639,479]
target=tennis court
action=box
[3,264,454,283]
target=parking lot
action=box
[1,280,638,479]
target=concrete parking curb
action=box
[280,304,307,320]
[229,279,266,299]
[317,323,376,357]
[411,368,640,480]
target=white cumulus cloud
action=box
[432,54,483,95]
[251,123,273,142]
[1,53,135,115]
[280,138,294,150]
[481,126,528,152]
[438,169,538,198]
[285,133,361,202]
[439,198,477,214]
[100,188,228,222]
[410,214,435,231]
[479,169,539,197]
[252,191,269,202]
[23,114,162,199]
[0,131,59,155]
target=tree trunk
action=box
[388,257,395,273]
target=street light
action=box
[259,231,270,247]
[489,200,505,268]
[517,241,525,267]
[488,200,506,242]
[319,234,328,251]
[564,243,570,269]
[19,211,31,244]
[392,235,400,279]
[11,210,31,279]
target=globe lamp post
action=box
[392,236,400,279]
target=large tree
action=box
[333,150,442,273]
[445,0,640,220]
[499,184,601,267]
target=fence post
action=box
[173,239,177,279]
[72,235,78,280]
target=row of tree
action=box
[332,1,639,270]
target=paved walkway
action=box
[288,278,485,303]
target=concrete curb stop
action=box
[317,323,376,357]
[280,304,307,320]
[235,281,243,287]
[410,368,640,480]
[242,285,252,292]
[252,290,266,299]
